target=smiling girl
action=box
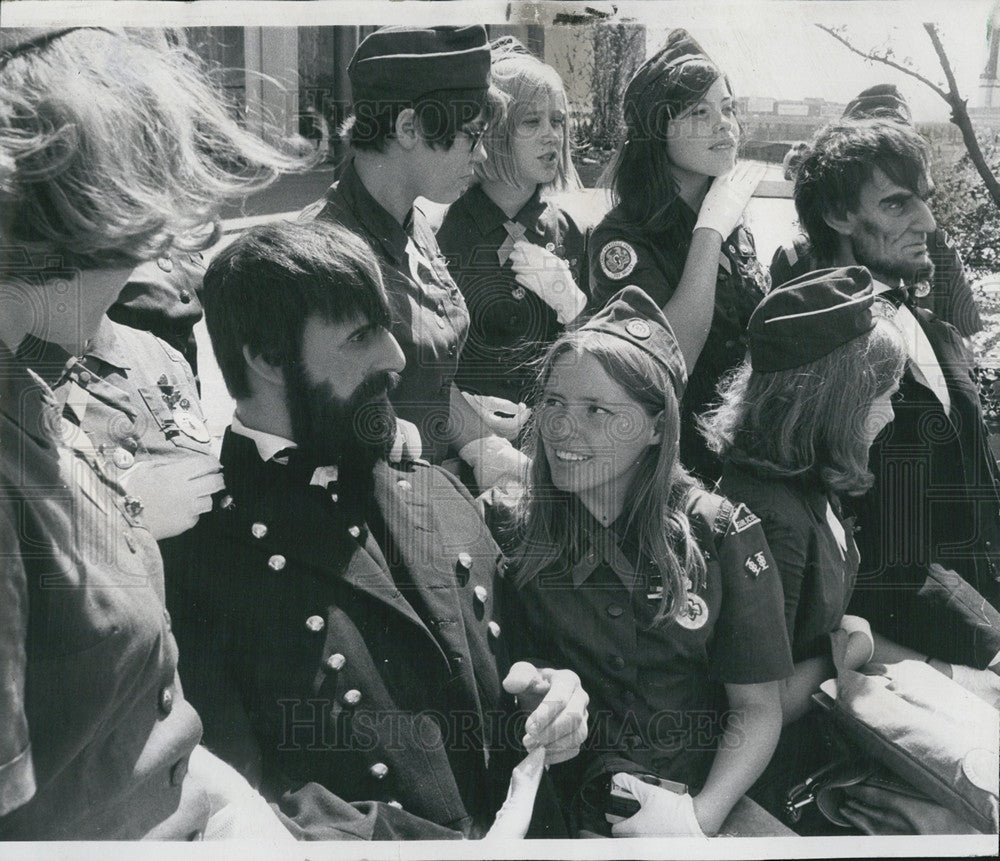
[499,287,793,837]
[588,29,768,484]
[437,37,587,490]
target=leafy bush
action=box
[930,144,1000,438]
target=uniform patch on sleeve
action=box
[599,241,638,281]
[744,551,769,578]
[728,502,761,534]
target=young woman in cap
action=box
[589,28,767,484]
[0,27,315,840]
[309,25,505,468]
[498,286,793,837]
[700,267,908,825]
[437,38,587,490]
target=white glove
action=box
[389,417,423,462]
[693,162,767,238]
[459,391,530,441]
[458,435,530,491]
[119,455,224,540]
[508,240,587,325]
[838,614,875,667]
[483,747,546,840]
[950,663,1000,709]
[609,773,705,837]
[189,746,295,843]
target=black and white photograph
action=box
[1,2,998,858]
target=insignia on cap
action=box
[599,241,637,281]
[624,319,651,340]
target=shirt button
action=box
[179,289,192,304]
[488,621,501,639]
[251,522,268,539]
[158,686,174,715]
[305,615,325,633]
[343,689,362,707]
[369,762,389,780]
[348,525,362,540]
[606,604,625,618]
[220,494,235,512]
[447,344,457,359]
[610,655,626,671]
[397,479,412,491]
[457,552,473,571]
[267,554,286,572]
[325,653,346,672]
[474,585,488,604]
[170,758,188,786]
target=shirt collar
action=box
[81,316,132,371]
[465,183,548,237]
[570,513,642,590]
[230,414,297,464]
[334,160,411,265]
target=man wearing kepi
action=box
[787,117,1000,698]
[169,220,587,839]
[306,25,508,475]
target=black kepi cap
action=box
[749,266,876,372]
[623,29,720,135]
[349,25,490,104]
[842,83,912,125]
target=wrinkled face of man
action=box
[284,313,405,472]
[838,165,937,284]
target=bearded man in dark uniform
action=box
[168,219,588,840]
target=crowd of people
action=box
[1,23,997,843]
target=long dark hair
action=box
[603,59,733,234]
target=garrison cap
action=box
[623,28,720,137]
[582,286,687,396]
[749,266,876,372]
[348,25,490,104]
[842,83,912,125]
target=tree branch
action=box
[923,23,962,104]
[815,24,949,101]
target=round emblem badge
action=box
[675,593,709,630]
[913,280,931,298]
[624,319,651,340]
[599,241,637,281]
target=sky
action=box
[635,1,999,122]
[4,0,998,123]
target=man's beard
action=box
[283,362,400,484]
[849,227,935,286]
